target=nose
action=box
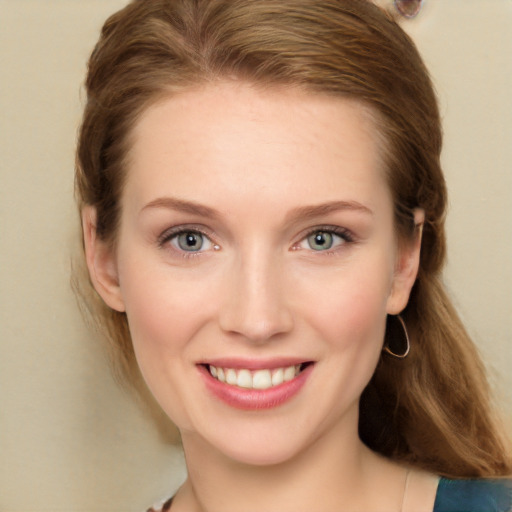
[218,249,294,343]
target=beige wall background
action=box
[1,1,510,510]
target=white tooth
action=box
[217,367,225,383]
[226,368,237,385]
[209,365,218,378]
[283,365,296,382]
[271,368,284,386]
[295,364,301,376]
[237,369,253,388]
[252,369,272,389]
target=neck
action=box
[173,409,406,512]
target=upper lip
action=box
[198,357,313,371]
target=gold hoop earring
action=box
[383,314,410,359]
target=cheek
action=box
[294,256,392,353]
[117,259,217,427]
[314,268,391,404]
[118,257,215,361]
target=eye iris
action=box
[177,232,203,251]
[308,231,333,251]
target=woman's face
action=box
[86,82,421,465]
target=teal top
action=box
[433,478,512,512]
[147,477,512,512]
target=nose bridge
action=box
[219,242,293,342]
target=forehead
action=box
[124,82,388,214]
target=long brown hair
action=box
[74,0,512,478]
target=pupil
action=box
[178,232,202,251]
[309,231,333,250]
[315,234,326,245]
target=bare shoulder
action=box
[402,469,440,512]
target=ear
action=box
[82,206,125,312]
[386,209,424,315]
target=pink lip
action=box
[198,362,314,411]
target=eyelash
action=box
[157,225,217,259]
[157,224,355,258]
[294,226,355,254]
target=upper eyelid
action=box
[156,223,355,250]
[158,227,218,258]
[157,224,216,245]
[297,225,354,241]
[289,226,355,254]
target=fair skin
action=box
[84,82,438,511]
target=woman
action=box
[75,0,512,510]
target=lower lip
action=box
[199,364,313,410]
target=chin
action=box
[177,411,314,468]
[215,433,309,467]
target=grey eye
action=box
[307,231,334,251]
[176,232,205,252]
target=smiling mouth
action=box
[205,363,312,390]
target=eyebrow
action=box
[140,197,220,219]
[140,197,373,221]
[285,200,374,222]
